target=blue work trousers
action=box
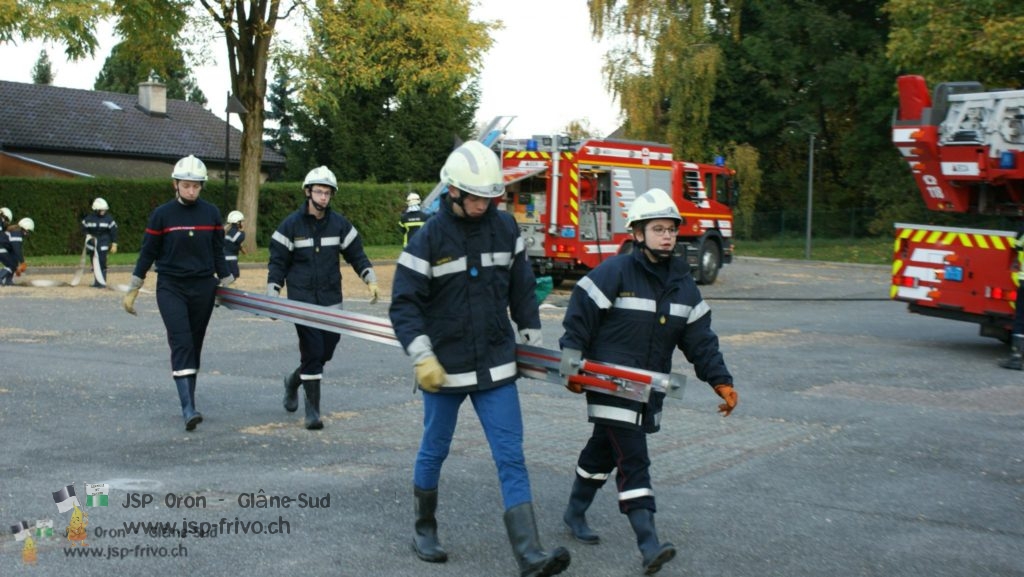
[414,382,532,510]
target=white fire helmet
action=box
[303,166,338,191]
[0,207,11,222]
[92,197,109,211]
[172,155,208,181]
[227,210,245,224]
[406,193,421,206]
[440,141,503,198]
[18,217,35,233]
[625,188,682,230]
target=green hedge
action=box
[0,177,436,256]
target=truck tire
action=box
[695,240,721,285]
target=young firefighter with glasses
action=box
[267,166,380,430]
[558,188,738,575]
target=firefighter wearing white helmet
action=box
[223,210,247,279]
[81,197,119,287]
[123,154,233,432]
[399,192,430,247]
[558,188,736,575]
[267,165,379,430]
[0,207,11,229]
[0,216,33,284]
[389,142,570,576]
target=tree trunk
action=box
[237,109,264,255]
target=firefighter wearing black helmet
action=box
[558,187,738,575]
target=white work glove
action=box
[123,275,144,316]
[518,328,543,347]
[266,283,281,298]
[219,274,235,287]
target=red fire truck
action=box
[890,75,1024,341]
[499,135,738,285]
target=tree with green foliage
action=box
[588,0,734,160]
[286,0,493,183]
[31,49,53,84]
[1,0,109,59]
[264,63,296,156]
[884,0,1024,88]
[2,0,285,253]
[94,42,206,103]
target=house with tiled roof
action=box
[0,80,285,180]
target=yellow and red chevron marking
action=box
[896,227,1013,251]
[504,150,551,160]
[568,164,579,225]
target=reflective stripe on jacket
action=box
[389,196,540,393]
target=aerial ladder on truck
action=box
[891,74,1024,341]
[421,116,517,212]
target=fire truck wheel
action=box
[695,240,721,285]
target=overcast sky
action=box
[0,1,621,139]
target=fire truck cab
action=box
[500,135,737,285]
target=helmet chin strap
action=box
[175,184,199,205]
[307,195,329,213]
[449,189,485,221]
[641,241,674,262]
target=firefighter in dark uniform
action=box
[267,166,380,430]
[1000,221,1024,369]
[81,197,119,288]
[558,188,738,575]
[123,155,234,432]
[1,217,33,285]
[223,210,246,279]
[389,141,570,577]
[399,192,430,247]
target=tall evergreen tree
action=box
[31,49,53,84]
[94,42,207,104]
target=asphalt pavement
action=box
[0,257,1021,577]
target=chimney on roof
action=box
[137,82,167,116]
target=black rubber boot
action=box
[627,508,676,575]
[283,368,300,412]
[999,334,1024,370]
[413,486,448,563]
[173,376,202,432]
[563,478,600,544]
[504,502,571,577]
[302,380,323,430]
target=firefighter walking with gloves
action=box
[122,155,234,432]
[81,197,118,288]
[1000,221,1024,369]
[558,188,737,575]
[267,166,380,430]
[389,141,570,577]
[1,216,34,285]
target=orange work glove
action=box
[15,262,26,276]
[714,384,738,417]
